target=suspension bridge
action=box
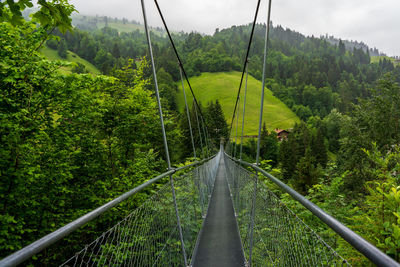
[1,0,399,266]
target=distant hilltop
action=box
[67,11,392,58]
[321,34,385,57]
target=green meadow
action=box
[177,71,300,136]
[96,22,165,36]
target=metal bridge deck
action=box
[192,156,245,267]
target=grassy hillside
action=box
[40,46,101,75]
[95,22,166,36]
[371,55,399,66]
[96,22,151,33]
[96,22,142,33]
[177,72,300,135]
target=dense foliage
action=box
[0,19,188,263]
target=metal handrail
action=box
[226,153,399,267]
[0,156,215,267]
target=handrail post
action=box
[250,0,272,265]
[140,1,187,265]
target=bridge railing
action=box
[224,153,400,267]
[0,152,221,267]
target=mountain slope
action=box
[177,72,300,135]
[40,46,101,75]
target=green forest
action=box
[1,0,400,265]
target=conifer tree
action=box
[279,137,298,182]
[294,148,321,194]
[112,42,120,58]
[206,100,228,146]
[260,123,278,165]
[338,39,346,55]
[311,128,328,167]
[57,39,68,59]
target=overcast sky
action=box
[69,0,400,56]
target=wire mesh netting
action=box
[224,154,350,267]
[61,152,220,266]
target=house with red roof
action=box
[274,129,289,141]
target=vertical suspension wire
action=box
[255,0,273,166]
[206,128,213,154]
[234,96,240,158]
[140,1,188,265]
[141,1,170,169]
[239,61,249,161]
[228,0,262,143]
[206,127,215,153]
[249,0,273,266]
[230,134,234,156]
[230,120,235,156]
[193,101,205,157]
[200,116,210,157]
[207,123,212,154]
[225,132,230,153]
[179,65,197,159]
[231,134,234,155]
[225,0,261,158]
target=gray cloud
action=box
[69,0,400,56]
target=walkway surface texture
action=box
[192,157,245,267]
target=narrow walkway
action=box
[192,157,245,267]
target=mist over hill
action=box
[70,13,388,56]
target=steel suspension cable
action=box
[227,0,262,144]
[153,0,211,140]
